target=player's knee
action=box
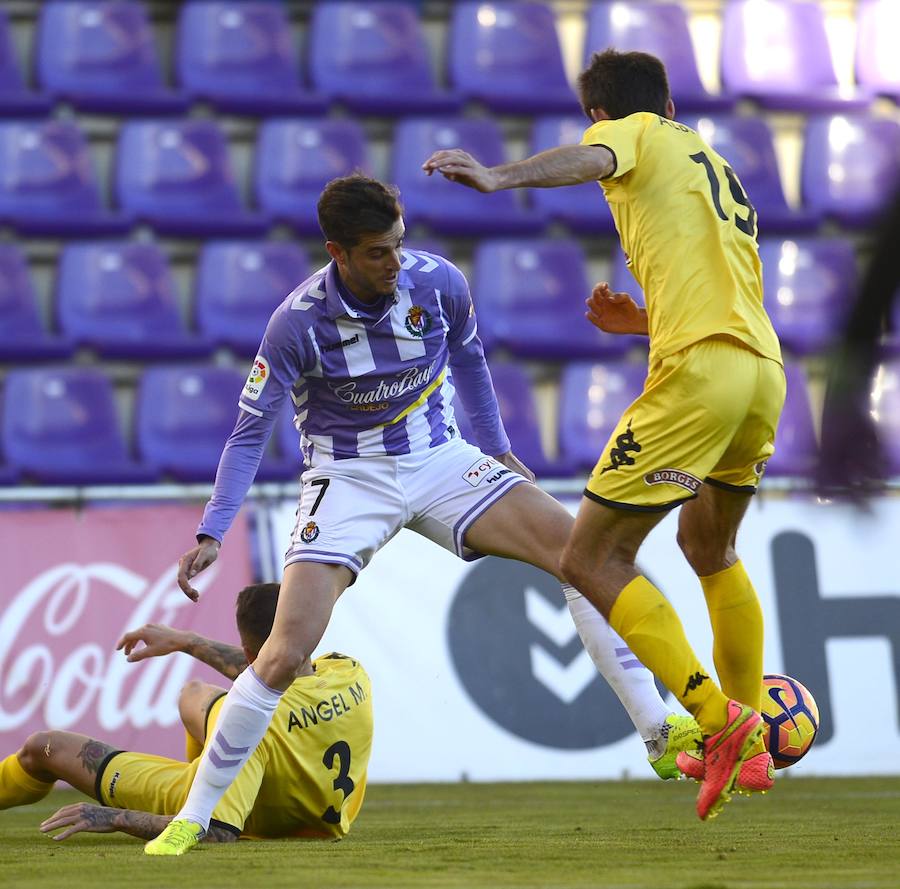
[560,544,591,591]
[255,646,308,688]
[19,731,53,771]
[178,679,207,717]
[677,528,730,575]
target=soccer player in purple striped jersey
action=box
[146,175,697,856]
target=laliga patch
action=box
[643,468,701,493]
[299,521,320,544]
[243,355,269,402]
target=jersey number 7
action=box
[690,151,758,238]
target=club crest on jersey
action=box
[405,305,432,338]
[243,355,269,402]
[299,521,320,544]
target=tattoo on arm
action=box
[76,739,116,775]
[184,636,248,681]
[113,811,237,843]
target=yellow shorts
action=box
[585,336,786,511]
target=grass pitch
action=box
[1,778,897,889]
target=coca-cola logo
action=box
[0,561,221,733]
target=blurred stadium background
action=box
[0,0,897,785]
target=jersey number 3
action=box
[690,151,757,237]
[321,740,355,824]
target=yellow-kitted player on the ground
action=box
[424,48,785,821]
[0,583,372,843]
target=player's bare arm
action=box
[117,623,248,680]
[422,144,614,191]
[586,282,649,336]
[40,803,236,843]
[177,535,221,602]
[495,451,536,484]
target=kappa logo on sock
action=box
[683,671,710,696]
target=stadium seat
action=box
[759,237,857,356]
[765,362,818,478]
[255,119,371,235]
[309,2,460,114]
[393,118,543,235]
[136,365,248,482]
[609,249,644,305]
[558,361,647,471]
[584,1,733,111]
[871,359,900,475]
[0,8,52,114]
[856,0,900,102]
[0,244,74,361]
[680,115,821,234]
[472,239,630,359]
[260,402,306,481]
[0,120,130,235]
[1,368,156,484]
[528,117,616,233]
[449,1,578,113]
[115,119,269,236]
[453,363,565,477]
[195,241,309,356]
[36,0,187,113]
[720,0,870,111]
[57,242,209,359]
[176,1,326,114]
[800,115,900,228]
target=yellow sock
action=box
[0,753,54,810]
[185,731,204,762]
[609,575,729,736]
[701,560,764,712]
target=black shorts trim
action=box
[703,477,758,494]
[582,488,696,512]
[210,818,241,838]
[94,749,125,804]
[203,691,228,742]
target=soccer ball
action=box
[761,673,820,769]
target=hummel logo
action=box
[683,671,710,696]
[321,333,360,353]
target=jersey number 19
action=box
[690,151,757,238]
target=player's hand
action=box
[177,537,220,602]
[496,451,536,484]
[116,622,191,663]
[586,282,648,335]
[40,803,118,840]
[421,149,499,193]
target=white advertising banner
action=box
[267,496,900,781]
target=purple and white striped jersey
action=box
[198,250,510,543]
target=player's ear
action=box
[590,107,610,123]
[325,240,347,268]
[242,644,257,665]
[665,98,676,120]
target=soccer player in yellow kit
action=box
[424,49,785,820]
[0,583,372,842]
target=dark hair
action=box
[577,49,670,121]
[235,583,280,653]
[317,173,403,248]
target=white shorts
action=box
[284,437,528,576]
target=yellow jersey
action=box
[581,112,782,367]
[209,652,373,839]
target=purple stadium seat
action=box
[801,115,900,228]
[260,402,306,481]
[1,368,156,484]
[449,2,578,113]
[309,2,460,114]
[57,242,208,359]
[472,239,629,359]
[136,365,248,482]
[37,1,187,113]
[856,1,900,102]
[393,118,543,235]
[255,119,371,235]
[721,0,870,111]
[0,245,73,361]
[680,115,820,233]
[760,237,857,355]
[116,120,269,236]
[765,362,817,477]
[196,241,309,356]
[558,361,647,472]
[528,117,616,233]
[585,2,733,111]
[609,249,644,303]
[0,120,130,235]
[176,1,326,115]
[0,9,52,114]
[871,359,900,475]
